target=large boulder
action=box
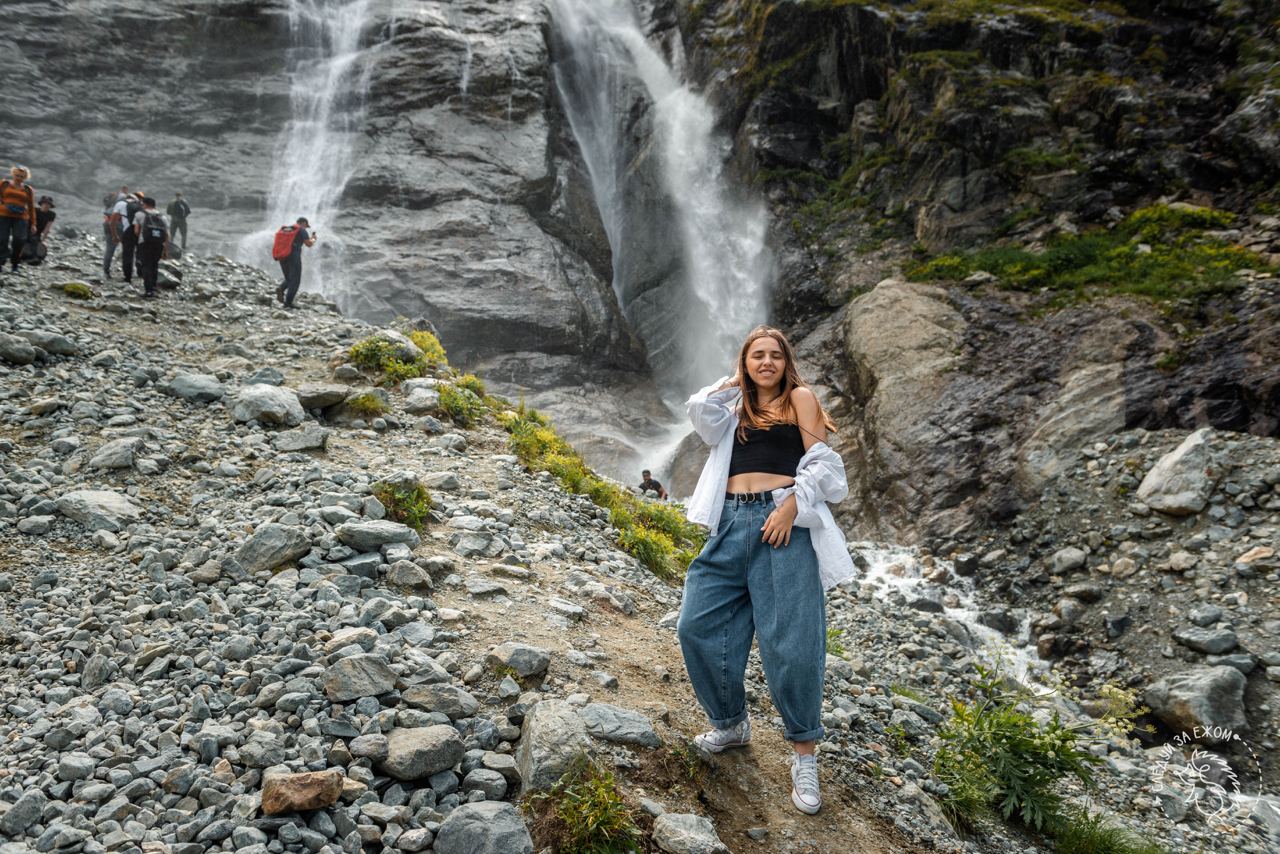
[231,384,306,426]
[380,726,465,781]
[515,700,589,793]
[17,329,78,356]
[651,814,730,854]
[55,490,142,532]
[335,519,420,551]
[162,372,225,403]
[261,769,343,815]
[235,523,311,574]
[1144,666,1247,744]
[1137,428,1217,516]
[433,801,533,854]
[322,654,397,701]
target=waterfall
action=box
[549,0,773,396]
[237,0,373,299]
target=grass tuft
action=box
[826,627,847,657]
[345,393,388,418]
[524,757,645,854]
[350,329,450,386]
[438,384,486,427]
[1047,806,1170,854]
[371,480,433,531]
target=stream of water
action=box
[236,0,373,300]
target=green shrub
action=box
[932,665,1143,832]
[345,393,388,418]
[407,329,448,365]
[62,282,93,299]
[348,336,401,372]
[371,481,433,531]
[1047,806,1169,854]
[438,384,486,427]
[524,758,644,854]
[907,204,1268,307]
[455,373,486,397]
[502,409,706,580]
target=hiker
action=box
[639,470,668,500]
[114,193,144,283]
[133,196,168,299]
[166,192,190,250]
[0,165,36,273]
[272,217,316,309]
[678,325,853,816]
[21,196,56,266]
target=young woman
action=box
[0,166,36,273]
[677,325,855,815]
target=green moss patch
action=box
[62,282,94,299]
[908,204,1268,306]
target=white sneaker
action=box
[694,718,751,753]
[791,753,821,814]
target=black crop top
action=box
[728,423,804,478]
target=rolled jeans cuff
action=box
[784,725,824,743]
[709,708,748,731]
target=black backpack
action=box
[125,198,143,221]
[141,212,168,247]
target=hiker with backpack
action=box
[133,197,169,299]
[102,188,127,278]
[272,217,316,309]
[113,193,144,283]
[20,196,56,266]
[0,166,36,274]
[166,192,191,250]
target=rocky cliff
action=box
[6,0,671,476]
[670,0,1280,541]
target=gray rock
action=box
[434,801,532,854]
[1051,547,1087,574]
[323,654,397,701]
[55,489,142,531]
[17,329,78,356]
[461,768,508,800]
[1136,428,1217,515]
[381,726,466,781]
[296,382,350,409]
[1172,626,1238,655]
[162,372,225,403]
[57,752,95,781]
[0,789,45,835]
[232,384,306,426]
[387,560,434,591]
[651,813,730,854]
[1144,666,1247,742]
[404,388,441,414]
[515,700,590,793]
[235,523,311,574]
[402,684,479,720]
[336,519,421,551]
[89,437,141,470]
[487,642,550,678]
[272,423,331,452]
[579,703,661,747]
[0,332,37,365]
[423,471,461,491]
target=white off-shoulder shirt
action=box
[683,377,857,590]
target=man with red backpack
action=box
[272,217,317,309]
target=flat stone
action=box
[261,769,344,815]
[235,523,311,574]
[381,726,466,781]
[162,372,225,403]
[55,490,142,532]
[1137,428,1216,515]
[322,654,397,701]
[336,519,421,551]
[1172,626,1238,655]
[487,642,550,678]
[652,813,730,854]
[402,684,480,720]
[272,423,331,452]
[579,703,661,747]
[232,384,305,426]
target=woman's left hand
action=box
[761,496,798,548]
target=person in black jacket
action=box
[276,217,317,309]
[166,192,190,250]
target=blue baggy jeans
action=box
[677,497,826,743]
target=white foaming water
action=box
[849,542,1044,684]
[237,0,373,300]
[549,0,772,395]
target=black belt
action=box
[725,491,768,503]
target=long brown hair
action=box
[735,325,836,441]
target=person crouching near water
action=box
[677,324,854,816]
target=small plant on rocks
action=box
[62,282,93,299]
[407,329,448,366]
[524,757,645,854]
[455,372,486,397]
[826,627,847,657]
[1047,805,1169,854]
[346,393,389,418]
[371,480,432,531]
[437,383,486,427]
